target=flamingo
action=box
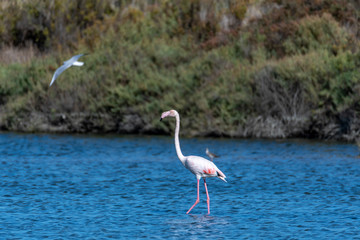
[160,110,227,215]
[206,148,220,161]
[49,54,85,87]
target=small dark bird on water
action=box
[206,148,219,161]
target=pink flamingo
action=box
[160,110,227,215]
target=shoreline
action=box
[1,111,358,142]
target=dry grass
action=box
[0,44,38,65]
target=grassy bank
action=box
[0,0,359,141]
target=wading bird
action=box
[49,54,85,87]
[160,110,227,215]
[206,148,220,161]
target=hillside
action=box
[0,0,359,141]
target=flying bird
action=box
[206,148,219,161]
[49,54,85,87]
[160,109,227,215]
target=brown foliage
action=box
[248,0,359,58]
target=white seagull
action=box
[49,54,85,87]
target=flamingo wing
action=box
[185,155,227,181]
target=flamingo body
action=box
[160,109,227,214]
[185,155,226,181]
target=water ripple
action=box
[0,133,359,239]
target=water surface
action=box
[0,133,359,239]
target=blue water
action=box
[0,133,359,239]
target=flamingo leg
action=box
[186,179,200,214]
[204,178,210,215]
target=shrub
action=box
[0,0,359,140]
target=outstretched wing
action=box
[63,54,85,65]
[49,64,70,86]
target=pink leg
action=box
[186,179,200,214]
[203,178,210,214]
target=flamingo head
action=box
[160,110,177,121]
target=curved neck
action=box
[174,113,186,164]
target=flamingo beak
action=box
[160,118,163,121]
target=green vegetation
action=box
[0,0,359,140]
